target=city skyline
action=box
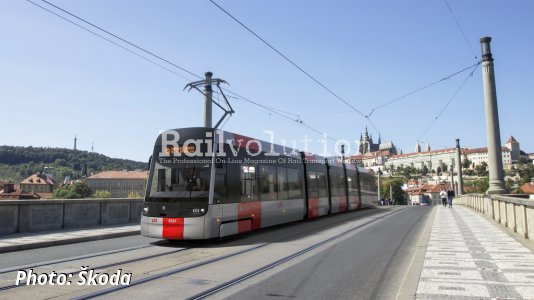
[1,0,533,162]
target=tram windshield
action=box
[147,158,211,200]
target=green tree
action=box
[52,181,92,199]
[517,164,534,185]
[53,186,81,199]
[71,181,92,198]
[421,165,429,176]
[474,177,489,193]
[475,162,488,176]
[127,191,143,198]
[93,190,112,198]
[505,178,517,193]
[462,156,472,170]
[380,178,408,205]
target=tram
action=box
[141,127,377,240]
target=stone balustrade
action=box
[456,194,534,240]
[0,198,143,235]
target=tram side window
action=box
[337,173,347,197]
[307,171,318,198]
[317,172,328,197]
[360,174,376,192]
[157,169,166,192]
[214,174,226,203]
[259,165,277,201]
[241,165,257,202]
[348,174,359,196]
[277,167,288,200]
[330,173,339,197]
[287,168,302,199]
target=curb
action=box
[0,230,140,254]
[396,205,436,300]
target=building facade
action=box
[351,127,397,173]
[19,173,55,194]
[463,147,512,169]
[386,148,458,173]
[386,135,521,173]
[85,171,148,198]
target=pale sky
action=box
[1,0,533,162]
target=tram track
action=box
[186,207,405,300]
[71,207,405,300]
[0,244,155,276]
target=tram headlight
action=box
[142,207,149,215]
[192,208,206,214]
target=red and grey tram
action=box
[141,127,377,240]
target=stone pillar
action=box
[456,139,464,195]
[480,37,507,194]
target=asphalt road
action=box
[0,206,433,300]
[228,206,433,300]
[0,235,160,270]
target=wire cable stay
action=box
[26,0,338,141]
[419,62,480,140]
[366,61,480,117]
[34,0,202,80]
[209,0,368,120]
[443,0,478,61]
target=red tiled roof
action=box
[463,147,510,154]
[389,148,457,159]
[407,183,451,195]
[506,136,518,144]
[0,188,41,200]
[521,182,534,194]
[20,174,55,185]
[349,149,392,160]
[87,171,148,180]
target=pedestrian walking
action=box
[447,189,455,208]
[440,189,447,207]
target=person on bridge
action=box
[447,189,455,208]
[440,189,447,207]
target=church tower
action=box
[359,127,371,154]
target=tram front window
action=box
[147,161,211,200]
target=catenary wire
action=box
[443,0,478,61]
[27,0,338,141]
[35,0,202,80]
[209,0,368,119]
[367,61,480,117]
[26,0,196,83]
[419,63,479,140]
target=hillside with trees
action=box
[0,146,147,182]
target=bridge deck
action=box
[0,224,139,253]
[1,205,533,298]
[415,205,534,299]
